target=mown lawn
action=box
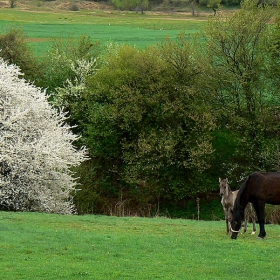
[0,211,280,279]
[0,8,206,55]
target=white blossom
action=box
[52,58,96,108]
[0,58,88,214]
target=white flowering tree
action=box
[0,58,87,214]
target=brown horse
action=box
[231,171,280,239]
[219,178,256,235]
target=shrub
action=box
[0,27,40,83]
[0,59,88,213]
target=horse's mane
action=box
[233,176,250,220]
[226,182,231,192]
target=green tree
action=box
[77,41,215,213]
[111,0,149,12]
[204,0,279,177]
[207,0,222,15]
[39,35,101,94]
[0,58,87,213]
[9,0,16,8]
[263,7,280,171]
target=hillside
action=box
[0,0,112,11]
[0,0,217,16]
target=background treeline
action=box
[83,0,278,13]
[85,0,246,10]
[40,0,256,13]
[2,1,280,219]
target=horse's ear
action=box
[226,178,228,183]
[219,177,221,182]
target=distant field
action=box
[1,211,280,279]
[0,9,207,56]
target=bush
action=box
[0,27,40,83]
[69,4,79,11]
[0,58,87,213]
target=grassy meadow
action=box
[1,211,280,279]
[0,7,207,56]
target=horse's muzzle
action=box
[231,233,238,239]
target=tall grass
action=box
[1,211,280,279]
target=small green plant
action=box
[9,0,16,8]
[69,3,79,11]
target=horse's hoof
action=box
[257,236,264,239]
[251,231,256,235]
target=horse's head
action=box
[219,177,229,196]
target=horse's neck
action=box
[224,185,232,198]
[223,188,237,207]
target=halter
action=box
[230,227,240,233]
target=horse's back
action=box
[247,172,280,205]
[232,190,239,201]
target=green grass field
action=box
[0,8,206,56]
[1,211,280,279]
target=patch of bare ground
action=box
[0,0,9,8]
[0,0,235,19]
[0,0,112,11]
[56,1,112,11]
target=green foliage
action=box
[204,1,280,175]
[110,0,149,11]
[38,35,101,93]
[79,40,215,211]
[0,27,40,82]
[207,0,222,15]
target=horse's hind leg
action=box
[250,203,256,235]
[244,203,256,234]
[242,216,248,234]
[253,201,266,238]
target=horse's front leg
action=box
[253,201,266,238]
[226,217,230,234]
[252,215,257,235]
